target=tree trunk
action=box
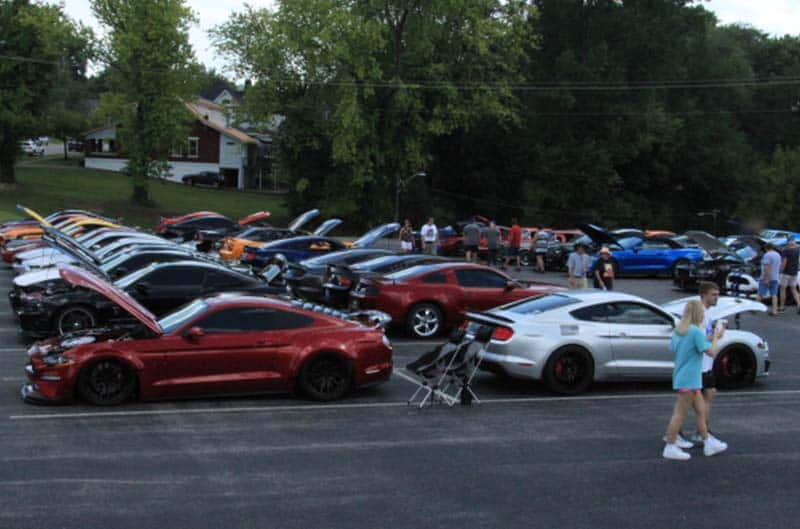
[63,137,68,160]
[131,182,148,204]
[0,152,16,185]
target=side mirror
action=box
[183,326,205,340]
[505,280,516,290]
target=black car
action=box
[15,260,284,337]
[674,232,763,291]
[197,209,324,252]
[283,249,396,302]
[323,254,446,308]
[181,171,225,187]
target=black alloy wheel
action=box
[77,359,136,405]
[56,306,97,336]
[543,346,594,395]
[714,346,757,389]
[672,259,689,279]
[299,355,352,401]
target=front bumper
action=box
[21,363,72,404]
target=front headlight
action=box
[42,355,75,366]
[382,334,392,348]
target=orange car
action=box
[220,212,340,261]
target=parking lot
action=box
[2,264,800,529]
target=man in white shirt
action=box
[566,243,590,289]
[420,217,438,255]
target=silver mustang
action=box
[467,290,769,394]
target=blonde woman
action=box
[663,300,727,460]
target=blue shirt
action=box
[671,325,710,390]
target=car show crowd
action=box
[3,206,792,459]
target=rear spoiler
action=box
[465,311,514,327]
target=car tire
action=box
[406,302,443,338]
[55,306,97,335]
[298,354,352,401]
[672,259,689,280]
[543,345,594,395]
[77,359,137,406]
[520,251,532,267]
[714,346,757,389]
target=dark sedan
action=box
[323,254,446,308]
[15,260,284,337]
[181,171,225,187]
[283,249,396,302]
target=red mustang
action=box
[349,262,564,338]
[22,265,393,405]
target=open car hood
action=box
[42,227,101,265]
[661,296,767,321]
[577,224,619,246]
[16,204,52,228]
[685,231,731,254]
[238,211,271,226]
[58,264,162,335]
[14,267,61,288]
[287,209,320,232]
[312,218,343,236]
[351,222,401,248]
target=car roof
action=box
[262,235,341,247]
[385,261,493,277]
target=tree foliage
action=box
[92,0,198,204]
[0,0,92,184]
[218,0,800,230]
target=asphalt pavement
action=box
[1,264,799,529]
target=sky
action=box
[62,0,800,76]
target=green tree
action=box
[0,0,92,184]
[92,0,198,204]
[214,0,527,225]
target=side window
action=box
[640,241,670,250]
[570,304,608,322]
[455,269,507,288]
[146,267,205,286]
[605,302,673,325]
[194,307,314,333]
[421,272,447,284]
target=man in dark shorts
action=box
[778,238,799,313]
[462,217,481,263]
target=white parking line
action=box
[0,347,25,352]
[9,389,800,421]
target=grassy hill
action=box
[2,157,289,229]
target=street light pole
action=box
[395,171,426,222]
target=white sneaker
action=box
[703,435,728,457]
[662,433,694,449]
[663,443,691,461]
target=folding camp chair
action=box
[406,329,468,408]
[436,325,494,407]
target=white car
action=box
[468,290,769,394]
[19,139,44,156]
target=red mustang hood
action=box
[58,264,162,335]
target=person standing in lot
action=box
[485,220,501,267]
[778,238,799,313]
[462,217,481,263]
[757,243,781,316]
[399,219,415,253]
[420,217,438,255]
[592,247,615,290]
[566,243,590,289]
[663,300,727,461]
[504,218,522,271]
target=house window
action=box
[172,137,200,158]
[188,137,199,158]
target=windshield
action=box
[301,250,352,266]
[352,255,404,271]
[385,265,430,281]
[100,252,130,273]
[496,294,581,315]
[618,237,642,250]
[158,299,209,334]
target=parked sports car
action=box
[283,248,395,302]
[181,171,225,187]
[21,264,393,405]
[468,291,769,394]
[759,228,800,246]
[217,209,322,259]
[580,224,705,278]
[673,231,757,291]
[241,222,399,268]
[349,262,564,338]
[155,210,272,241]
[15,260,284,337]
[323,254,446,308]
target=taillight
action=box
[492,326,514,341]
[339,276,351,287]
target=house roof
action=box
[200,79,243,103]
[184,99,257,145]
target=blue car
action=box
[580,224,705,278]
[759,229,800,247]
[242,222,400,268]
